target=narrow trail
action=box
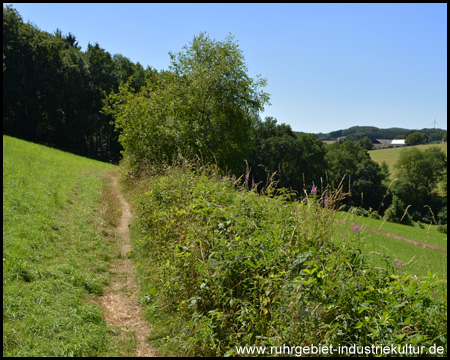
[96,172,156,357]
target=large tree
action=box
[248,117,327,195]
[405,131,428,145]
[393,147,447,222]
[104,32,270,175]
[325,140,387,211]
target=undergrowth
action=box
[125,159,447,357]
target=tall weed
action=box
[127,160,447,356]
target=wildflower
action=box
[251,181,256,189]
[352,225,360,231]
[311,186,317,194]
[433,290,437,297]
[245,173,249,180]
[395,262,402,268]
[340,233,344,238]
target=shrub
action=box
[368,209,382,219]
[384,195,413,226]
[437,225,447,234]
[127,162,447,356]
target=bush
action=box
[384,195,413,226]
[437,225,447,234]
[349,206,368,217]
[437,206,447,225]
[368,209,382,219]
[127,162,447,356]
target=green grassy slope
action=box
[334,212,447,292]
[369,142,447,178]
[2,136,126,356]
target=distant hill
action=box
[299,126,447,143]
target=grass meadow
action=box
[334,211,447,296]
[368,142,447,178]
[2,136,136,356]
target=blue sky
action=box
[5,3,447,133]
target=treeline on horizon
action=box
[3,5,447,226]
[314,126,446,143]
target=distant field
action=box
[368,142,447,178]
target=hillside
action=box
[2,136,138,356]
[309,125,446,142]
[369,142,447,178]
[123,159,447,356]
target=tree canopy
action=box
[104,32,270,175]
[3,5,153,162]
[393,147,447,222]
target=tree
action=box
[169,32,270,174]
[384,195,413,226]
[405,131,428,145]
[395,147,446,192]
[393,147,447,222]
[247,117,327,195]
[358,136,373,150]
[104,32,270,175]
[325,141,387,211]
[3,5,160,163]
[249,117,301,191]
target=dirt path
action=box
[96,172,156,357]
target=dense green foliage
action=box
[325,140,388,211]
[393,147,447,223]
[2,136,130,356]
[3,5,155,162]
[104,32,269,176]
[248,117,327,194]
[405,132,429,145]
[358,136,374,150]
[126,162,447,356]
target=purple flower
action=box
[340,233,344,238]
[395,262,402,268]
[311,186,317,194]
[433,290,437,297]
[251,181,256,189]
[245,173,249,180]
[352,225,360,231]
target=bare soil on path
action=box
[95,171,156,357]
